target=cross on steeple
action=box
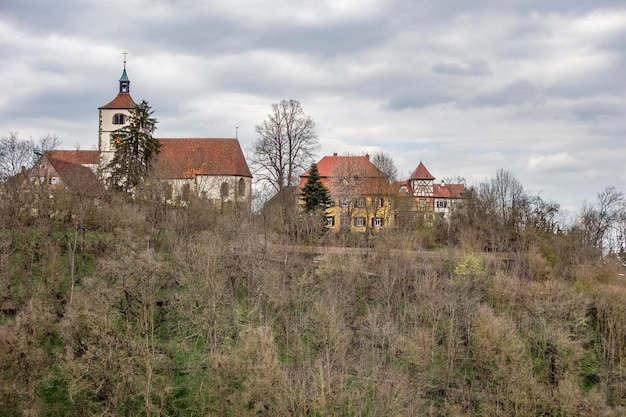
[119,52,130,93]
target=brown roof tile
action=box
[46,156,102,196]
[45,150,100,165]
[99,92,136,109]
[410,162,435,180]
[299,154,391,195]
[433,183,465,199]
[155,138,251,179]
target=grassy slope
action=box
[1,211,626,416]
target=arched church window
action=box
[237,178,246,197]
[221,182,229,199]
[113,113,126,124]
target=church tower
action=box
[98,53,136,167]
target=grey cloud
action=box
[386,93,452,110]
[571,101,619,121]
[548,64,626,101]
[461,78,547,108]
[385,81,454,110]
[432,59,491,76]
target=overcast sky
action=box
[1,0,625,212]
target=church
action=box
[29,61,252,209]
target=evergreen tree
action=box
[301,163,331,212]
[107,100,160,194]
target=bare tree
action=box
[37,133,61,152]
[250,99,319,193]
[465,169,529,251]
[0,132,34,180]
[442,175,467,185]
[370,151,398,183]
[479,169,527,226]
[579,186,626,254]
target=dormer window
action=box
[113,113,126,124]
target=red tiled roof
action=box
[410,162,435,180]
[45,150,100,165]
[313,154,386,178]
[46,156,102,195]
[155,138,251,179]
[299,154,391,195]
[99,92,136,109]
[433,183,465,199]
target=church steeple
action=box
[99,52,136,165]
[119,51,130,93]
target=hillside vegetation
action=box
[1,185,626,416]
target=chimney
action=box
[333,152,338,156]
[365,153,370,160]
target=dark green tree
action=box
[107,100,160,194]
[301,163,331,212]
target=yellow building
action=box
[299,153,394,231]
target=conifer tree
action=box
[301,163,331,212]
[107,100,160,194]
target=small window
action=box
[356,197,365,207]
[374,197,384,208]
[340,216,350,228]
[340,197,350,208]
[50,176,58,185]
[325,217,335,227]
[372,217,383,227]
[354,217,366,227]
[113,113,126,124]
[436,200,447,208]
[237,178,246,197]
[182,183,191,201]
[39,176,46,184]
[420,199,427,208]
[220,182,229,199]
